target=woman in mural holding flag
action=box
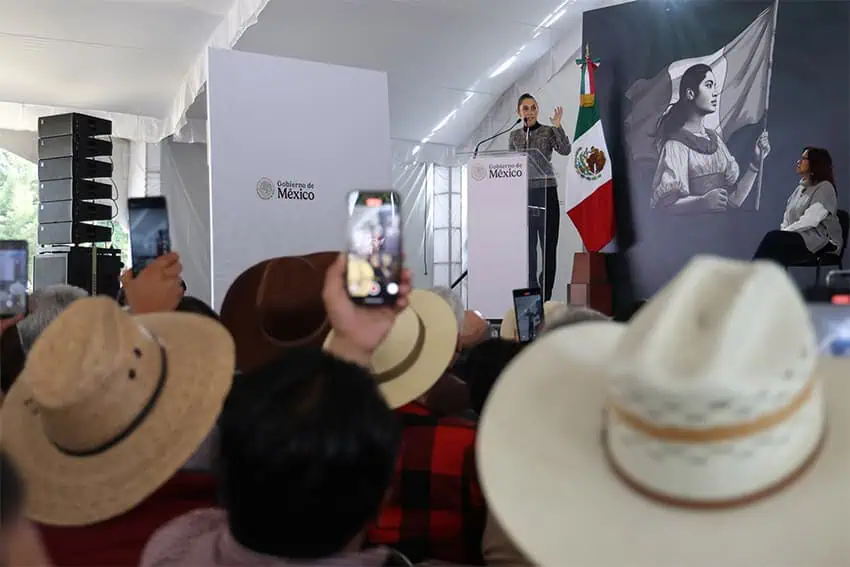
[650,63,771,214]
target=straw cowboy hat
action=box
[220,252,338,373]
[478,256,850,566]
[1,297,235,526]
[499,300,566,340]
[324,289,458,408]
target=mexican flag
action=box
[565,50,615,252]
[624,5,776,165]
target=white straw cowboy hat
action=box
[1,297,235,526]
[478,256,850,566]
[324,289,458,408]
[499,300,565,340]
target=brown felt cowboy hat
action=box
[220,252,338,374]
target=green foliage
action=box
[0,149,130,283]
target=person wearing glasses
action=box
[752,147,843,265]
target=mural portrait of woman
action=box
[583,0,850,297]
[651,64,771,214]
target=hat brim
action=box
[478,321,850,567]
[325,289,458,409]
[2,312,234,526]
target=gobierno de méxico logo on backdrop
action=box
[256,177,316,201]
[470,162,524,182]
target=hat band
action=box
[603,424,826,510]
[375,317,426,384]
[52,341,168,458]
[607,377,816,443]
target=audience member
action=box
[0,313,25,396]
[423,286,472,416]
[0,451,51,566]
[3,295,234,566]
[143,349,405,567]
[121,252,186,315]
[539,305,608,334]
[220,252,339,374]
[17,284,88,353]
[464,338,525,416]
[323,261,486,565]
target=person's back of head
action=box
[429,286,464,333]
[17,284,88,353]
[219,348,401,559]
[466,338,525,415]
[540,306,609,334]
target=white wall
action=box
[462,24,584,302]
[160,138,212,306]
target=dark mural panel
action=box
[584,0,850,297]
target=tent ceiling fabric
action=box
[0,0,612,144]
[210,0,587,147]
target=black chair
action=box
[790,209,848,284]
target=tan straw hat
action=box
[1,297,235,526]
[324,289,458,408]
[478,256,850,566]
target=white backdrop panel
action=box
[207,48,391,309]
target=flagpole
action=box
[754,0,780,211]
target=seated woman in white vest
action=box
[752,146,843,264]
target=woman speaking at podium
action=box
[508,93,571,300]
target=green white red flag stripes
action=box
[564,47,615,252]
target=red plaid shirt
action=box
[366,402,486,565]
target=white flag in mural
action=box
[625,6,775,163]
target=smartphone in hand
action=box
[0,240,28,317]
[345,191,402,306]
[128,197,171,276]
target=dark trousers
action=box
[528,184,560,300]
[752,230,834,265]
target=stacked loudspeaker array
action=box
[34,113,123,297]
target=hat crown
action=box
[604,257,826,506]
[608,257,816,426]
[22,297,166,454]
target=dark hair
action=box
[1,452,24,526]
[176,296,220,322]
[656,63,713,145]
[465,338,525,415]
[803,147,836,187]
[219,349,400,558]
[517,93,536,110]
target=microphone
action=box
[473,118,521,158]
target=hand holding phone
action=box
[512,288,543,343]
[345,191,402,306]
[0,240,29,318]
[128,197,171,276]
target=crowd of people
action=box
[0,247,848,566]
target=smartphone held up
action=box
[128,197,172,276]
[0,240,28,317]
[345,191,402,306]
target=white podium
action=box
[464,149,555,319]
